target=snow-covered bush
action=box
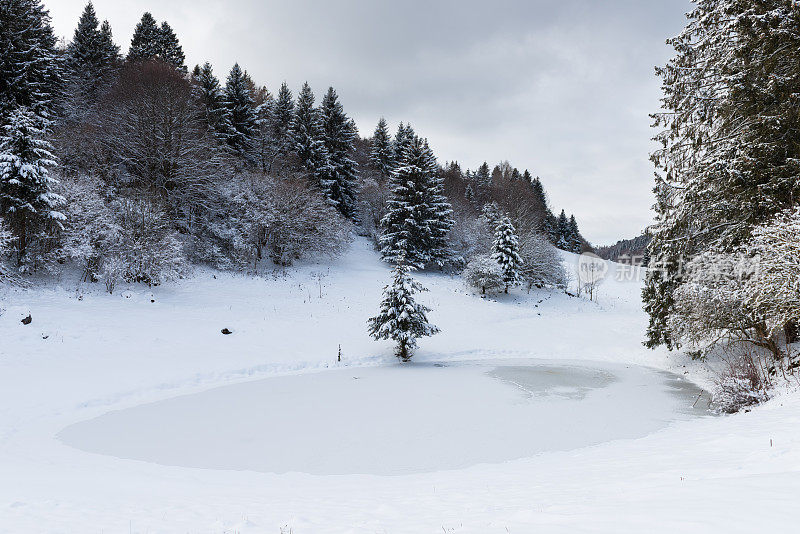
[712,354,769,414]
[518,231,566,290]
[448,210,492,265]
[106,198,188,288]
[742,207,800,337]
[58,174,120,281]
[462,254,505,295]
[209,174,351,269]
[0,217,12,256]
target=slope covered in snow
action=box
[1,238,798,533]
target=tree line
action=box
[0,0,583,309]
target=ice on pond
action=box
[58,360,711,476]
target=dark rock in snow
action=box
[21,315,32,325]
[221,328,232,335]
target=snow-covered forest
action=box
[3,0,800,532]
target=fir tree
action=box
[0,107,64,265]
[127,12,160,62]
[644,0,800,350]
[319,87,358,218]
[367,260,439,362]
[555,209,569,250]
[272,82,294,147]
[192,62,233,141]
[253,89,275,172]
[224,63,256,155]
[380,136,453,269]
[522,169,533,183]
[567,215,582,253]
[370,117,393,177]
[64,3,119,108]
[0,0,60,123]
[492,216,521,293]
[290,82,333,193]
[157,21,185,71]
[391,122,415,172]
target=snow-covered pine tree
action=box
[157,21,186,72]
[567,215,582,253]
[367,259,439,362]
[192,62,233,142]
[270,82,294,154]
[0,107,64,266]
[391,122,414,173]
[492,216,521,293]
[0,0,60,123]
[555,209,569,250]
[369,117,393,177]
[64,3,120,112]
[644,0,800,352]
[290,82,333,195]
[127,12,160,62]
[380,135,453,269]
[475,161,492,200]
[224,63,256,156]
[319,87,358,219]
[253,89,275,172]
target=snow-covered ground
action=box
[2,238,799,533]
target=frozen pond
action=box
[58,360,711,475]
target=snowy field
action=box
[2,238,800,533]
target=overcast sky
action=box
[48,0,691,245]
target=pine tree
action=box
[567,215,582,253]
[290,82,333,193]
[253,89,275,172]
[370,117,393,177]
[0,107,64,265]
[380,136,453,268]
[272,82,294,146]
[555,209,569,250]
[127,12,160,62]
[644,0,800,350]
[492,216,521,293]
[0,0,60,123]
[157,21,185,71]
[367,260,439,362]
[64,3,119,109]
[192,62,232,141]
[475,161,492,199]
[224,63,256,155]
[320,87,358,218]
[391,122,415,172]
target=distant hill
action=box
[595,234,650,265]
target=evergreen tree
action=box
[157,21,185,71]
[0,0,60,123]
[127,12,160,62]
[192,62,233,141]
[320,87,358,218]
[644,0,800,350]
[290,82,333,193]
[253,89,275,172]
[380,136,453,268]
[567,214,582,253]
[370,117,393,177]
[0,107,64,265]
[224,63,256,155]
[530,176,547,211]
[522,169,533,183]
[555,209,569,250]
[492,216,521,293]
[367,260,439,362]
[273,82,294,141]
[64,3,119,108]
[475,161,492,199]
[391,122,415,172]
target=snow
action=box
[1,237,799,532]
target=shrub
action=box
[711,353,770,414]
[518,231,566,290]
[463,254,505,295]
